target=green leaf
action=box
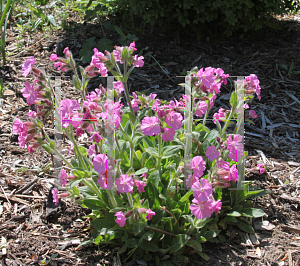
[91,218,112,231]
[145,147,159,157]
[170,234,190,253]
[73,169,91,179]
[194,218,212,229]
[133,220,147,235]
[118,243,128,254]
[186,240,202,252]
[147,170,160,188]
[73,75,81,90]
[198,252,210,261]
[204,129,219,142]
[79,37,95,63]
[72,186,80,196]
[235,220,255,234]
[125,238,137,248]
[230,91,238,110]
[49,140,55,149]
[114,25,127,41]
[96,38,114,52]
[41,144,54,154]
[121,46,129,61]
[141,231,155,241]
[241,208,266,218]
[145,183,160,209]
[161,145,182,159]
[82,199,106,210]
[139,239,160,252]
[78,146,88,157]
[135,167,148,175]
[47,15,56,26]
[227,211,242,217]
[178,190,193,205]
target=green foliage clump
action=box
[110,0,299,36]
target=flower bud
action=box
[138,208,147,214]
[67,175,77,180]
[58,193,70,198]
[125,211,133,218]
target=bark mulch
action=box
[0,10,300,266]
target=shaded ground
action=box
[0,8,300,266]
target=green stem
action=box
[127,192,134,207]
[221,109,233,137]
[108,189,118,208]
[202,101,210,127]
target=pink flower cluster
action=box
[189,178,222,219]
[114,207,155,227]
[141,98,185,142]
[213,159,238,188]
[213,108,229,124]
[50,47,72,72]
[195,67,229,94]
[244,74,261,101]
[226,134,244,162]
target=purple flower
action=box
[161,127,175,142]
[192,178,212,202]
[165,111,182,130]
[93,154,107,174]
[113,81,124,94]
[115,211,126,227]
[89,133,102,143]
[27,111,37,118]
[257,164,265,174]
[205,145,219,161]
[115,174,134,193]
[191,156,206,178]
[22,82,38,105]
[98,173,107,189]
[141,116,161,136]
[249,110,257,119]
[50,54,57,61]
[186,174,199,189]
[196,67,215,89]
[132,55,144,67]
[229,164,238,182]
[145,209,156,220]
[227,134,244,162]
[195,101,207,118]
[51,188,59,206]
[22,56,35,77]
[213,108,227,124]
[134,180,146,193]
[60,99,81,128]
[190,198,213,219]
[59,169,68,186]
[208,198,222,213]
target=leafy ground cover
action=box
[0,3,300,266]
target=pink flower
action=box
[115,174,134,193]
[195,101,207,118]
[113,81,124,94]
[60,99,81,128]
[165,111,182,130]
[257,164,265,174]
[50,54,57,61]
[249,110,257,119]
[13,117,27,136]
[93,154,107,174]
[51,188,59,206]
[192,178,212,202]
[59,169,68,186]
[205,145,219,161]
[213,108,227,124]
[132,55,144,67]
[22,82,38,105]
[186,174,199,188]
[209,199,222,213]
[27,111,37,118]
[245,74,261,101]
[196,67,215,89]
[191,156,206,178]
[113,49,122,62]
[27,145,34,153]
[89,133,102,143]
[190,198,213,219]
[227,134,244,162]
[145,209,156,220]
[22,56,35,77]
[98,173,107,189]
[141,116,161,136]
[134,180,146,193]
[161,127,175,142]
[228,164,238,182]
[129,41,137,53]
[115,211,126,227]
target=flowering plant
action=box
[14,43,267,262]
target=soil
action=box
[0,7,300,266]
